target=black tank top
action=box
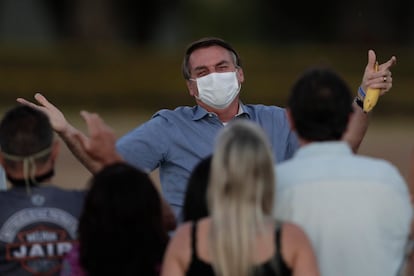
[185,221,293,276]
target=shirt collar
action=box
[294,141,353,159]
[192,102,250,121]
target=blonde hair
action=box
[208,119,275,276]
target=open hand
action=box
[17,93,69,134]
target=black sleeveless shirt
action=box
[185,221,293,276]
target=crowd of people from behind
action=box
[0,37,411,275]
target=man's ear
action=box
[186,80,198,97]
[236,67,244,83]
[286,108,295,131]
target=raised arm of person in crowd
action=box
[343,49,397,153]
[17,93,101,173]
[74,110,177,231]
[17,94,176,230]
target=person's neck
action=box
[298,138,311,147]
[200,99,240,123]
[298,137,342,147]
[6,163,54,185]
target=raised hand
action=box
[16,93,70,134]
[75,111,124,167]
[361,50,396,95]
[17,93,103,173]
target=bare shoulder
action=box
[161,222,193,276]
[169,222,192,250]
[281,222,309,243]
[280,222,319,276]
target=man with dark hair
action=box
[274,67,412,276]
[18,37,397,223]
[0,105,85,275]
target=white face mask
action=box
[193,71,241,109]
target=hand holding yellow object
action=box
[363,62,380,113]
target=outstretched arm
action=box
[77,111,176,231]
[343,50,397,153]
[16,93,102,173]
[17,94,176,230]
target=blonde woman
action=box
[161,120,319,276]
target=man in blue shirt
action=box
[17,37,397,223]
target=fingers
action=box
[80,111,102,134]
[379,55,397,70]
[366,50,397,72]
[80,110,116,145]
[362,50,397,94]
[16,97,39,109]
[371,70,392,82]
[34,93,54,109]
[79,110,121,166]
[80,111,112,137]
[377,56,396,93]
[367,49,377,70]
[17,93,55,113]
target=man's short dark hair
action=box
[0,105,53,160]
[182,37,241,80]
[287,67,354,141]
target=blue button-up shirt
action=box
[116,103,299,219]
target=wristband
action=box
[354,96,364,110]
[358,86,366,99]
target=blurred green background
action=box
[0,0,413,116]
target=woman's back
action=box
[162,217,318,276]
[186,218,291,276]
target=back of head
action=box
[79,163,167,276]
[287,67,353,141]
[183,155,212,222]
[0,105,53,164]
[182,37,241,80]
[0,106,54,189]
[208,119,275,276]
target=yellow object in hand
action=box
[363,62,380,113]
